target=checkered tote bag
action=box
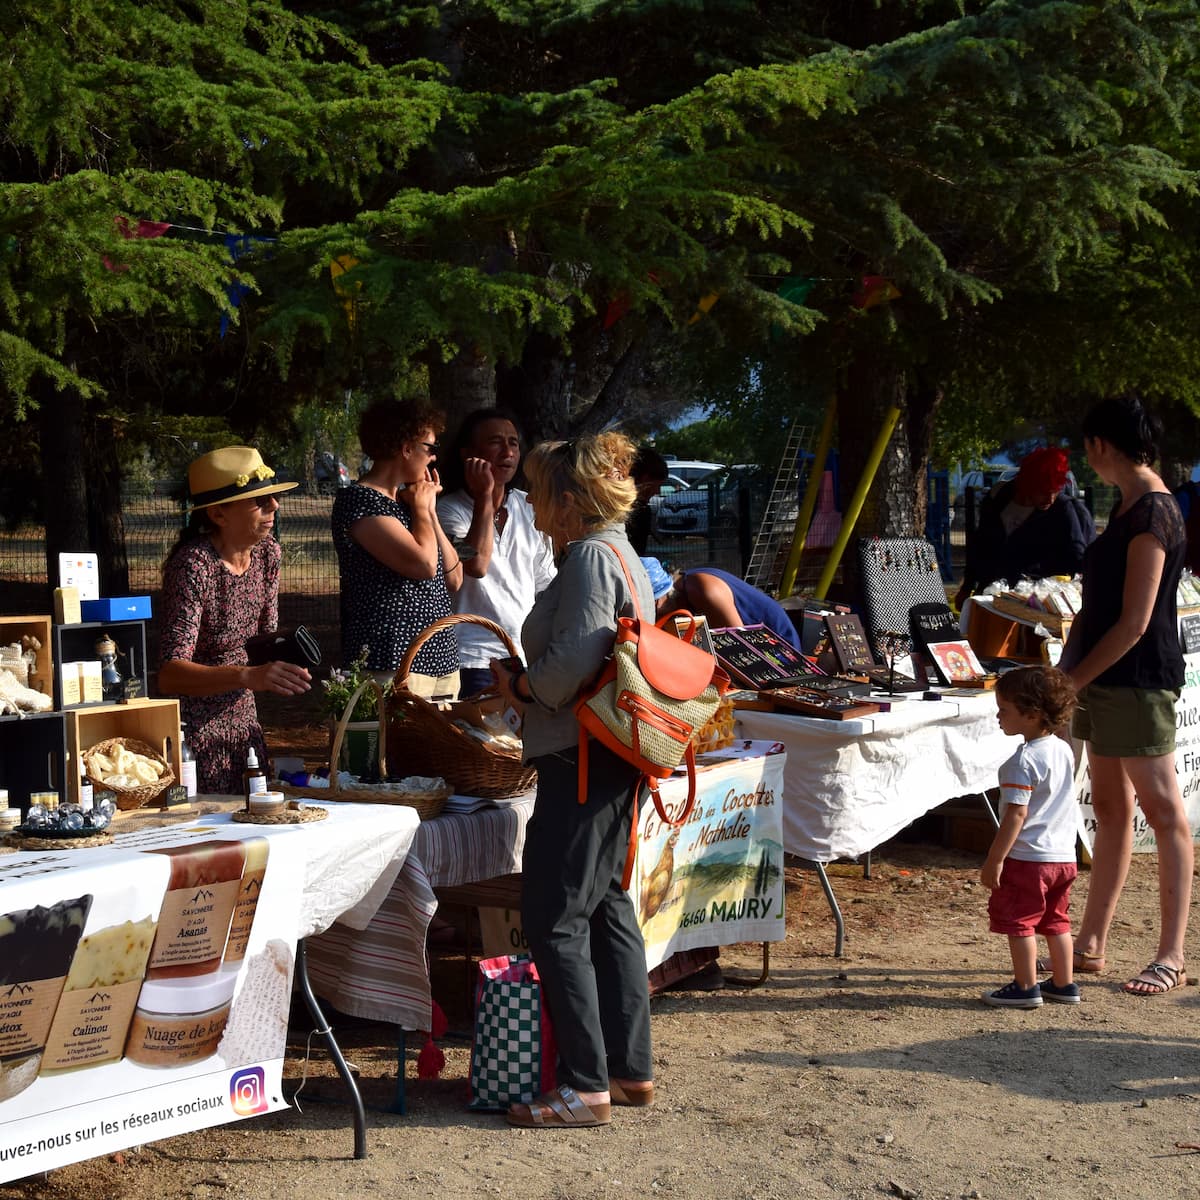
[467,954,557,1111]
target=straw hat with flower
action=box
[187,447,297,511]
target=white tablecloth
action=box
[304,745,786,1029]
[737,692,1018,862]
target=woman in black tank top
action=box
[1061,396,1190,997]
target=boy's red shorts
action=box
[988,858,1077,937]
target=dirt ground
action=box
[4,689,1199,1198]
[4,824,1198,1200]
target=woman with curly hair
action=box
[332,398,463,697]
[491,432,656,1129]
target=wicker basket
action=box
[387,614,537,800]
[276,678,450,820]
[82,737,175,811]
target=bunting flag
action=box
[687,290,720,325]
[602,271,662,329]
[102,216,170,272]
[777,276,816,306]
[851,274,901,310]
[329,255,362,333]
[219,233,275,338]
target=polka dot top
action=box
[332,483,458,674]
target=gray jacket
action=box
[521,525,655,759]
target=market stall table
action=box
[737,691,1017,954]
[0,799,419,1180]
[304,743,787,1053]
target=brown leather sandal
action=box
[507,1085,612,1128]
[1123,961,1186,996]
[609,1078,655,1107]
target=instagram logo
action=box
[229,1066,268,1115]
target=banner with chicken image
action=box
[633,745,786,970]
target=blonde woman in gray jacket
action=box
[491,432,656,1129]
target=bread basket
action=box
[82,736,175,811]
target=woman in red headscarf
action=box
[955,447,1096,607]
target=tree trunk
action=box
[834,353,910,604]
[429,347,497,439]
[496,332,574,440]
[39,383,90,594]
[87,413,129,595]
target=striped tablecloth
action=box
[304,792,535,1030]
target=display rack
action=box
[52,619,149,708]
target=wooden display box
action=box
[964,602,1043,661]
[52,620,148,709]
[65,698,182,806]
[0,711,67,813]
[0,614,54,702]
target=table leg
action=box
[294,938,368,1160]
[978,791,1000,829]
[809,861,846,958]
[725,942,771,988]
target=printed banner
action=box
[0,822,304,1182]
[634,748,786,970]
[1076,653,1200,855]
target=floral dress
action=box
[159,537,279,794]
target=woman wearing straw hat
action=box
[159,446,312,795]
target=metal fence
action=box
[7,476,1108,667]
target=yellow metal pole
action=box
[779,399,836,597]
[814,404,902,600]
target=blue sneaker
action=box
[982,980,1042,1008]
[1040,979,1082,1004]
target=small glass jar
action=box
[0,806,21,833]
[247,791,285,817]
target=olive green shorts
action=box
[1071,683,1180,757]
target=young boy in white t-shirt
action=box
[981,666,1080,1008]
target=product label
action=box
[223,842,270,965]
[180,760,197,798]
[125,1004,230,1068]
[246,775,268,797]
[148,880,241,974]
[39,979,141,1071]
[0,976,68,1059]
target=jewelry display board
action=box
[711,626,817,690]
[855,537,948,657]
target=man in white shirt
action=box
[437,409,557,697]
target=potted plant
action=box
[320,649,391,779]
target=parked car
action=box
[315,451,351,493]
[651,464,759,537]
[659,459,725,485]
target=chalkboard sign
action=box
[908,602,961,654]
[1181,612,1200,655]
[711,627,816,690]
